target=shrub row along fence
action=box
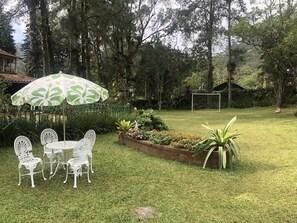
[0,102,132,147]
[132,88,297,110]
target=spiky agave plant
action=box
[197,116,240,170]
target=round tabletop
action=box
[45,141,78,150]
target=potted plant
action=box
[196,116,240,170]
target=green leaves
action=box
[116,120,135,134]
[198,116,240,170]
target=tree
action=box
[175,0,225,95]
[224,0,246,107]
[99,0,172,100]
[135,42,193,110]
[40,0,54,75]
[12,0,54,76]
[0,1,16,54]
[23,0,42,77]
[232,1,297,109]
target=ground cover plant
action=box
[1,107,297,222]
[126,129,202,150]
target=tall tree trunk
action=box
[227,0,233,108]
[207,0,215,107]
[274,72,285,108]
[40,0,54,75]
[68,0,80,75]
[80,0,87,78]
[158,86,163,111]
[26,0,41,77]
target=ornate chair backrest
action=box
[73,138,91,163]
[14,136,34,161]
[40,128,59,146]
[84,129,96,147]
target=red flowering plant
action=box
[149,131,184,145]
[126,129,150,140]
[149,131,202,151]
[171,135,202,151]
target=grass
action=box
[1,106,297,222]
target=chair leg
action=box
[73,168,78,188]
[90,157,94,173]
[40,162,47,181]
[87,165,91,183]
[18,168,21,186]
[43,155,46,174]
[63,164,69,184]
[28,167,35,188]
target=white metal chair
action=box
[14,136,46,188]
[40,128,63,174]
[63,138,91,188]
[84,129,96,173]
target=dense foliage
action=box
[1,0,297,110]
[135,109,168,131]
[0,2,16,54]
[0,103,133,146]
[232,1,297,108]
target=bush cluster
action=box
[135,109,168,131]
[131,88,291,110]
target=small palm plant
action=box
[115,120,135,134]
[197,116,240,170]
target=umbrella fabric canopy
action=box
[11,72,109,140]
[11,72,108,106]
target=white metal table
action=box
[46,141,77,179]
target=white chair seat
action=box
[67,158,89,167]
[20,157,43,166]
[40,128,63,174]
[14,136,46,188]
[63,138,91,188]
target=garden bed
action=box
[119,133,219,168]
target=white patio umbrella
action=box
[11,71,109,141]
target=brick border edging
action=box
[119,134,218,168]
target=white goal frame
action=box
[191,92,221,112]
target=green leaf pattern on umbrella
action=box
[67,84,99,105]
[11,72,109,106]
[26,85,64,106]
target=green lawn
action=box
[1,107,297,222]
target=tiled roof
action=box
[0,74,36,83]
[0,49,18,58]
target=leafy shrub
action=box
[136,109,168,131]
[125,129,202,151]
[0,104,135,147]
[149,131,185,145]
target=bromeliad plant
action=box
[116,120,135,134]
[197,116,240,170]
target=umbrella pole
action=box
[63,102,66,143]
